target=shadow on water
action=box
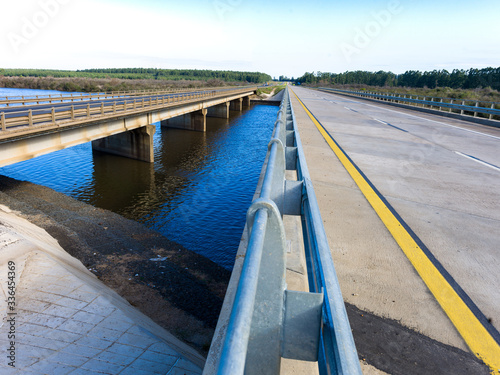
[0,104,277,269]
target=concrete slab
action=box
[0,206,204,374]
[289,86,497,373]
[289,88,467,350]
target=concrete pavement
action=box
[0,205,204,374]
[289,86,498,373]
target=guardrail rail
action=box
[318,87,500,122]
[206,87,362,375]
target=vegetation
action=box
[297,67,500,90]
[297,67,500,102]
[0,68,272,93]
[0,76,230,93]
[256,84,285,96]
[0,68,271,83]
[329,85,500,103]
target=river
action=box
[0,88,278,269]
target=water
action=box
[0,87,83,100]
[0,88,277,269]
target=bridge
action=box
[1,84,499,374]
[0,87,256,167]
[205,86,500,374]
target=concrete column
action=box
[206,102,230,119]
[242,96,251,108]
[230,98,243,111]
[161,109,207,132]
[91,124,156,163]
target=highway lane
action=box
[290,86,499,371]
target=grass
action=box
[313,84,500,120]
[256,84,286,96]
[310,83,500,104]
[0,76,242,93]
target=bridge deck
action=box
[290,86,498,373]
[0,88,255,168]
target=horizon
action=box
[1,0,499,79]
[2,66,500,82]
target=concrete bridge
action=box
[0,87,256,167]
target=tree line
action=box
[0,68,272,84]
[297,67,500,91]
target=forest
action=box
[297,67,500,91]
[0,68,272,84]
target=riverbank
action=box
[0,175,231,355]
[0,76,241,93]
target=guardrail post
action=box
[113,101,117,114]
[87,104,90,118]
[28,109,33,126]
[101,103,104,115]
[71,105,75,120]
[1,112,5,131]
[317,87,500,121]
[51,108,55,124]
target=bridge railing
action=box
[0,86,255,107]
[318,87,500,121]
[0,87,256,134]
[206,87,361,375]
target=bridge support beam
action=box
[242,96,251,108]
[91,124,156,163]
[230,98,243,112]
[206,102,230,119]
[161,109,207,132]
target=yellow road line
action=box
[291,89,500,373]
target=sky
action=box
[1,0,499,79]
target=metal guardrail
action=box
[319,88,500,120]
[0,87,256,134]
[212,88,361,374]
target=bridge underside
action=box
[0,93,254,167]
[91,125,156,162]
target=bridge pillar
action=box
[230,98,243,111]
[91,124,156,163]
[161,109,207,132]
[206,102,230,119]
[242,96,251,108]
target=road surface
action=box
[290,86,499,374]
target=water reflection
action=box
[0,104,277,268]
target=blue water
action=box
[0,87,77,98]
[0,88,277,269]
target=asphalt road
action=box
[290,86,499,373]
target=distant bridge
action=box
[0,87,256,167]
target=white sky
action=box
[1,0,499,79]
